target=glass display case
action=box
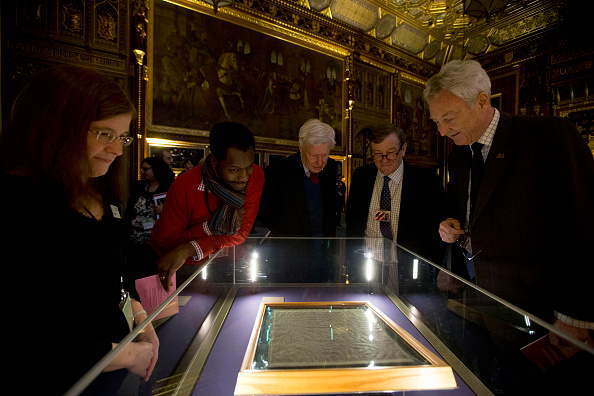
[65,237,594,396]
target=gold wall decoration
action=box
[61,1,84,34]
[96,4,118,42]
[329,0,379,31]
[232,0,437,78]
[488,5,563,47]
[133,0,150,46]
[147,0,348,153]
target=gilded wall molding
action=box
[5,38,127,71]
[225,0,438,78]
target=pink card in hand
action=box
[135,274,179,320]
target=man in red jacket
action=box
[151,122,264,291]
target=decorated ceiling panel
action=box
[297,0,566,63]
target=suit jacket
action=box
[346,161,447,265]
[447,112,594,322]
[259,152,338,236]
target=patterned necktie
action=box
[469,142,484,224]
[309,172,319,184]
[380,175,393,240]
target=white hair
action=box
[298,119,336,149]
[424,60,491,108]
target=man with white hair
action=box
[426,59,594,393]
[259,118,338,237]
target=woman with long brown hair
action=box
[0,65,159,395]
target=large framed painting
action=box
[148,0,348,152]
[235,301,456,395]
[394,73,440,167]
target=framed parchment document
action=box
[235,301,456,394]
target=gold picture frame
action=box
[147,0,349,153]
[146,137,207,176]
[235,301,456,395]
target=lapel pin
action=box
[496,153,505,159]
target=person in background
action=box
[346,124,446,266]
[125,157,174,280]
[0,65,159,395]
[151,122,264,291]
[335,173,346,227]
[258,118,339,237]
[180,157,196,175]
[183,157,196,170]
[425,59,594,393]
[156,148,174,170]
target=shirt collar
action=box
[302,161,324,177]
[377,160,404,182]
[302,162,312,176]
[477,107,500,147]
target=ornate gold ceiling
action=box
[294,0,566,64]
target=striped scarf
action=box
[202,155,246,235]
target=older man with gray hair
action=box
[426,59,594,393]
[259,118,339,237]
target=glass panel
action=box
[71,236,594,396]
[251,304,431,370]
[64,253,233,396]
[380,245,594,396]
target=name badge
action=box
[119,290,133,331]
[110,205,121,219]
[141,217,155,231]
[375,210,390,222]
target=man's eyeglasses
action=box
[457,227,484,261]
[89,130,134,147]
[373,147,401,162]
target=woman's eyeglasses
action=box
[89,130,134,146]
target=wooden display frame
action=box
[235,301,456,395]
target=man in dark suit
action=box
[258,119,338,282]
[425,59,594,391]
[259,118,338,237]
[346,124,446,266]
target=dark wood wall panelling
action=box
[1,0,137,194]
[2,1,131,103]
[477,3,594,143]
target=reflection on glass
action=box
[251,305,431,370]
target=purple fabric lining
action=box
[193,286,474,396]
[138,287,220,394]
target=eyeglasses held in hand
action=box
[457,228,484,261]
[89,130,134,146]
